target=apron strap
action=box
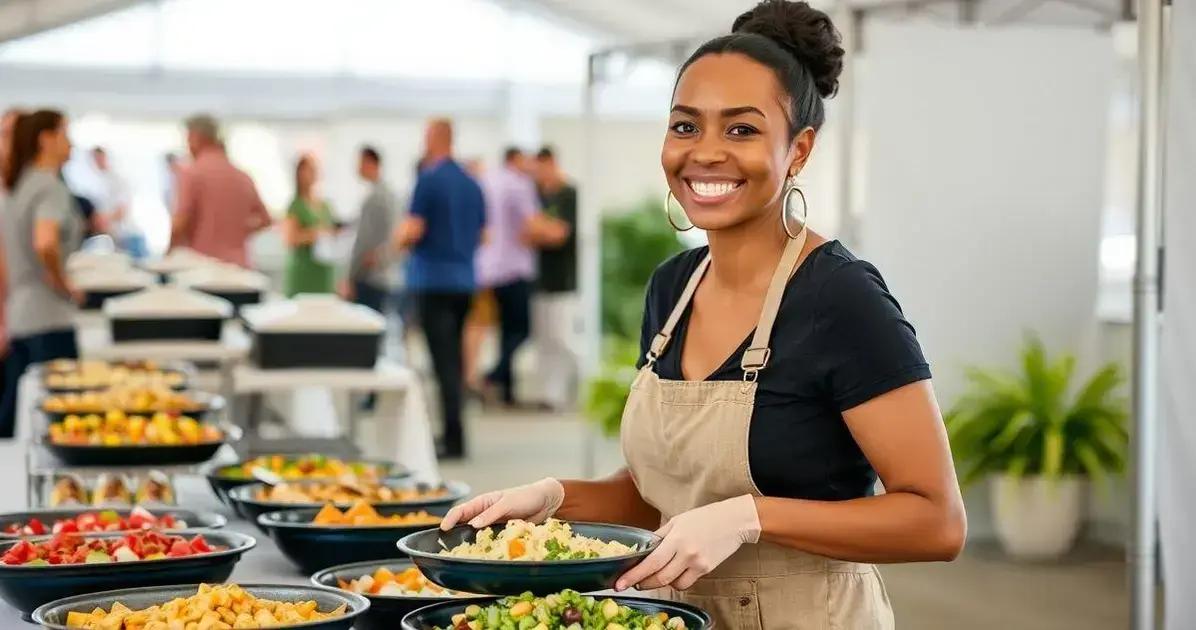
[646,253,712,365]
[741,228,809,380]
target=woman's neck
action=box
[32,154,58,172]
[705,206,789,293]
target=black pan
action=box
[0,529,255,620]
[400,593,714,629]
[398,521,659,596]
[33,582,368,630]
[40,423,239,467]
[227,480,469,531]
[258,507,440,573]
[0,507,225,540]
[311,559,483,630]
[39,390,225,424]
[203,457,407,507]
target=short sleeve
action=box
[635,273,660,370]
[409,175,431,219]
[34,180,73,223]
[814,260,931,411]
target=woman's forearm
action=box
[557,469,660,530]
[755,490,966,563]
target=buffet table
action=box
[0,442,314,624]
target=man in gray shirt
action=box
[343,146,398,313]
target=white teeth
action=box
[688,180,740,198]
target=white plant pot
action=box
[990,474,1086,560]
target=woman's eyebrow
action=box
[670,104,766,118]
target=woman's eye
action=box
[728,124,758,137]
[670,121,697,135]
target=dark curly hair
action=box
[677,0,845,137]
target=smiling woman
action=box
[439,2,966,629]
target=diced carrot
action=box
[508,539,526,559]
[343,500,377,521]
[312,504,344,525]
[373,567,395,585]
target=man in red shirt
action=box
[170,114,271,267]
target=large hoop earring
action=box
[665,190,694,232]
[781,177,808,239]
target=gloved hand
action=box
[440,478,565,530]
[615,494,761,591]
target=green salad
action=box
[438,590,688,630]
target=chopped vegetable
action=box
[435,590,688,630]
[63,583,346,629]
[441,519,636,561]
[337,565,470,598]
[0,530,221,565]
[311,500,440,526]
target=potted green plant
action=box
[583,197,685,437]
[945,334,1128,559]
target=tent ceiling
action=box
[0,0,146,43]
[0,0,1135,50]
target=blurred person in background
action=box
[282,153,336,296]
[529,146,578,411]
[343,146,397,311]
[171,114,271,267]
[393,118,485,460]
[0,110,84,437]
[91,146,147,260]
[441,1,965,626]
[476,147,539,407]
[0,109,20,432]
[460,156,493,397]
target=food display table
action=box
[0,443,315,624]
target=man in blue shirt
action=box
[394,118,485,459]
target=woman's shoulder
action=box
[803,241,908,321]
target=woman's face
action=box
[41,118,72,168]
[662,53,813,233]
[298,159,318,191]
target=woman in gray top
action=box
[0,110,83,437]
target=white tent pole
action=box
[1131,0,1165,628]
[579,52,602,478]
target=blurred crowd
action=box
[0,109,580,459]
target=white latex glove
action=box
[440,478,565,530]
[615,494,761,592]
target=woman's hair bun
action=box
[732,0,844,98]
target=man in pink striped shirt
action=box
[170,114,271,267]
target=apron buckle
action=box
[740,347,771,372]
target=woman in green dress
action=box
[283,154,335,296]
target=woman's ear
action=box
[787,127,816,177]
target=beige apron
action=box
[621,233,895,629]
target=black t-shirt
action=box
[636,241,931,501]
[537,184,577,293]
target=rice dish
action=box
[439,518,637,561]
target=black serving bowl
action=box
[258,508,442,573]
[39,390,226,424]
[39,361,193,393]
[0,529,255,620]
[398,521,660,596]
[40,422,239,467]
[33,582,369,630]
[400,594,714,630]
[203,457,408,507]
[0,507,225,540]
[228,480,469,530]
[312,559,483,630]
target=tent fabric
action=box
[1160,0,1195,628]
